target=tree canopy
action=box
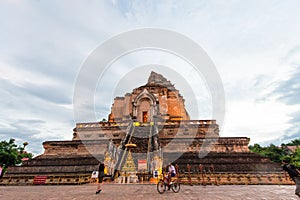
[249,139,300,167]
[0,138,33,175]
[286,139,300,146]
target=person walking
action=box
[96,162,105,194]
[0,165,3,178]
[282,159,300,197]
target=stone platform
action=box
[0,171,294,186]
[0,184,298,200]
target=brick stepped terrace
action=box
[5,156,100,175]
[178,171,294,185]
[2,139,110,185]
[0,174,92,186]
[2,71,289,186]
[163,151,282,173]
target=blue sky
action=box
[1,0,300,155]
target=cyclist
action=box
[166,163,176,189]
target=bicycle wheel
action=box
[157,180,166,194]
[171,180,180,193]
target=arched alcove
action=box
[133,89,157,122]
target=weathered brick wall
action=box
[179,172,294,185]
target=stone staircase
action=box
[116,124,157,171]
[130,126,152,153]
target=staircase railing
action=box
[115,122,134,170]
[146,124,153,172]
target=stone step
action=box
[162,152,282,173]
[0,174,91,186]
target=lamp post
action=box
[21,142,29,165]
[23,142,28,148]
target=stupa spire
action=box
[146,71,175,90]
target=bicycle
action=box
[157,173,180,194]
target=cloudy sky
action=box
[1,0,300,155]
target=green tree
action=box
[248,143,263,153]
[0,138,33,175]
[249,139,300,167]
[286,139,300,146]
[263,144,284,162]
[290,148,300,168]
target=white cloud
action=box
[223,100,294,139]
[0,61,57,87]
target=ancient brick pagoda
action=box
[3,71,285,185]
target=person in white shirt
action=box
[166,163,176,189]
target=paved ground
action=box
[0,184,299,200]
